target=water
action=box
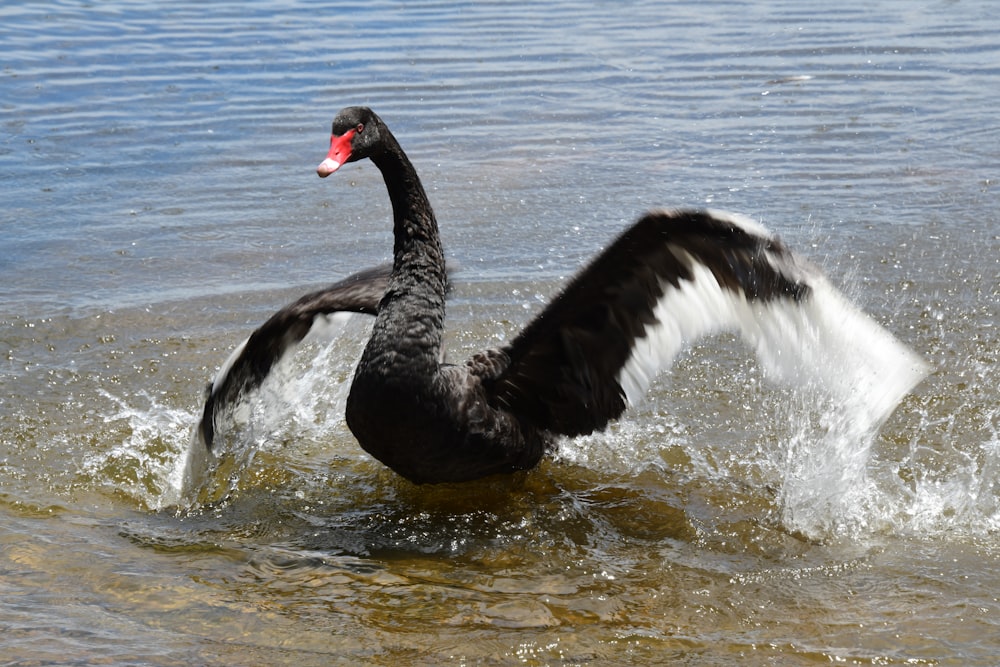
[1,1,998,664]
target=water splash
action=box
[159,317,366,510]
[774,393,888,538]
[83,390,200,511]
[744,270,931,539]
[883,383,1000,537]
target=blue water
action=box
[1,1,998,664]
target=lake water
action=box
[2,1,998,664]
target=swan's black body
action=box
[199,106,926,484]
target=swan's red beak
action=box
[317,129,356,178]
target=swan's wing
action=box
[198,264,391,448]
[487,209,928,437]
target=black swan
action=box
[198,106,927,484]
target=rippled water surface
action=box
[2,1,999,664]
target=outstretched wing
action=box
[486,209,927,437]
[198,264,392,448]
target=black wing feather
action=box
[487,209,809,436]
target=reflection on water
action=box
[1,0,999,664]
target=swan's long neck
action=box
[359,136,447,384]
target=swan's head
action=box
[317,106,384,177]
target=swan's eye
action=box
[356,123,365,134]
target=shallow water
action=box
[2,1,998,664]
